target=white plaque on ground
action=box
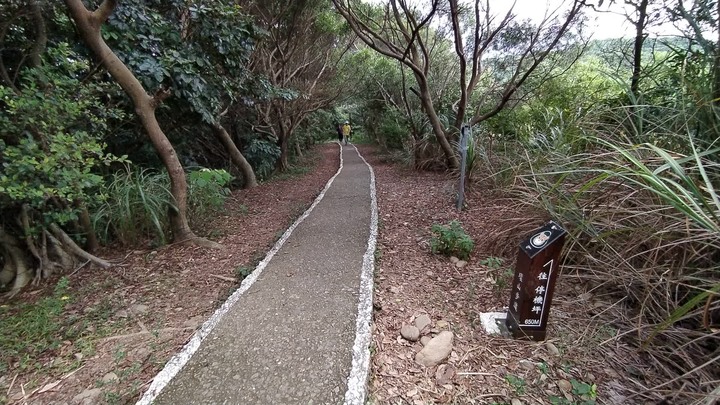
[479,312,507,335]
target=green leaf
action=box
[645,283,720,345]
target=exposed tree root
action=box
[0,256,14,286]
[49,223,111,269]
[180,236,224,250]
[21,204,43,272]
[0,219,113,295]
[0,226,32,297]
[46,230,75,272]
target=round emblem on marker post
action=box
[530,230,552,248]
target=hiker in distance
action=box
[341,121,351,145]
[336,122,344,144]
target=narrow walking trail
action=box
[136,144,377,405]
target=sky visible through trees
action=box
[364,0,702,39]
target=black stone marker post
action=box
[505,220,566,341]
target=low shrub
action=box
[187,168,232,220]
[430,220,474,260]
[94,167,233,245]
[243,138,281,180]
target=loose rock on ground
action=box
[400,324,420,342]
[414,314,431,333]
[415,331,454,367]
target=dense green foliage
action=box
[92,168,175,245]
[187,168,233,220]
[0,45,124,228]
[243,139,282,181]
[0,0,349,294]
[93,166,233,245]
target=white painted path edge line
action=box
[135,142,346,405]
[344,144,378,405]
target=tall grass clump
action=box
[498,104,720,403]
[93,168,174,245]
[94,167,234,245]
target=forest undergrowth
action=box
[468,103,720,404]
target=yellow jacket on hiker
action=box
[341,123,351,137]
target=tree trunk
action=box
[277,134,289,172]
[211,122,257,188]
[294,139,303,158]
[417,80,459,169]
[76,200,99,252]
[20,204,42,268]
[28,0,47,68]
[630,0,648,101]
[64,0,195,242]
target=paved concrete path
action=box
[137,144,377,405]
